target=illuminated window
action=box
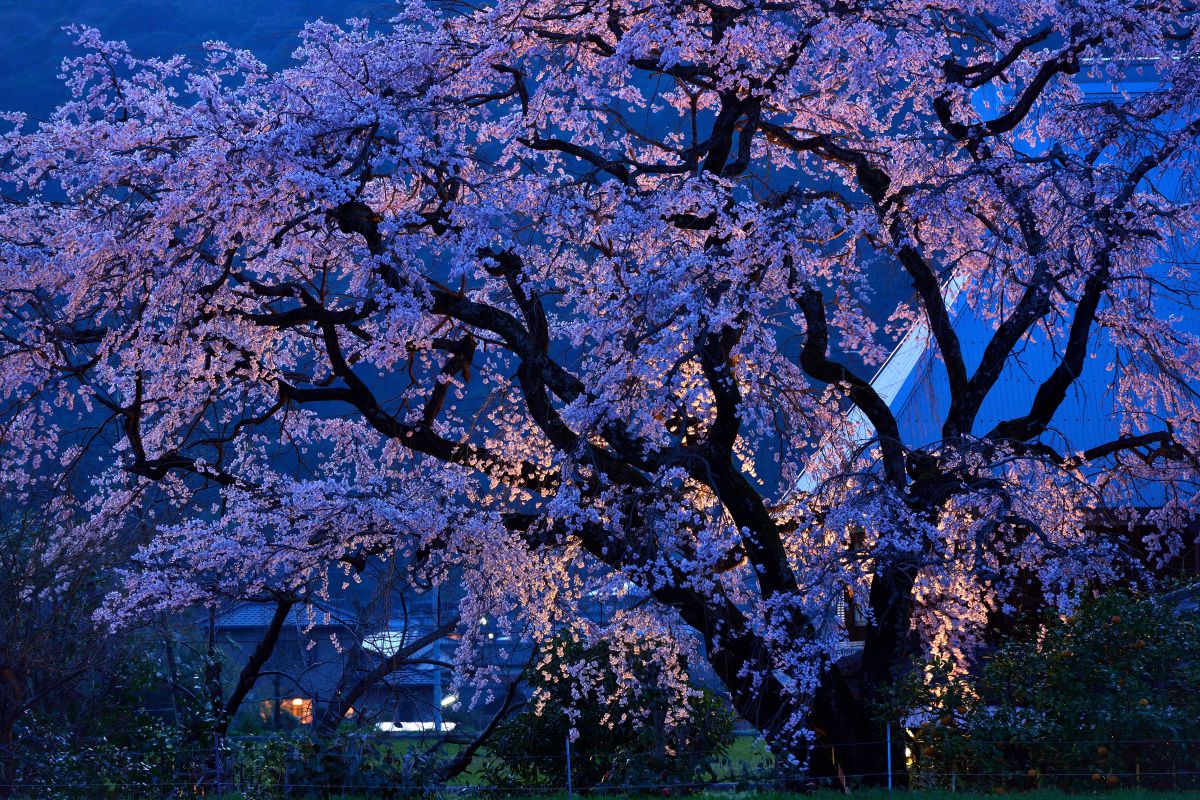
[284,697,313,725]
[376,721,457,733]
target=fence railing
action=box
[4,732,1200,798]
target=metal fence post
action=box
[565,730,574,799]
[213,733,223,796]
[886,722,893,793]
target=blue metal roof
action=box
[800,258,1198,500]
[801,67,1200,492]
[883,276,1119,454]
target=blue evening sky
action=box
[0,0,388,116]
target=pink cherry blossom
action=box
[1,0,1198,773]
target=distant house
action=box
[212,574,532,735]
[214,600,349,729]
[213,582,460,733]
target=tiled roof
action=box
[215,601,352,630]
[798,76,1199,497]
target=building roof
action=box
[797,69,1200,502]
[800,262,1197,502]
[215,600,354,630]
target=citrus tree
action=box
[900,591,1200,790]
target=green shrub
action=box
[225,731,458,798]
[482,633,735,790]
[12,715,187,800]
[893,589,1200,791]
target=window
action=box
[283,697,313,725]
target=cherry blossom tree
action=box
[2,0,1200,777]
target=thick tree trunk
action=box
[807,565,918,786]
[714,651,898,789]
[807,654,905,786]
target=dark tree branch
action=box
[760,121,970,403]
[217,597,295,736]
[430,665,527,782]
[943,27,1054,89]
[1081,431,1194,465]
[987,257,1110,443]
[316,617,459,734]
[796,284,906,485]
[517,135,632,185]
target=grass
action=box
[209,790,1200,800]
[453,790,1200,799]
[399,733,1199,796]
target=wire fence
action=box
[4,731,1200,798]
